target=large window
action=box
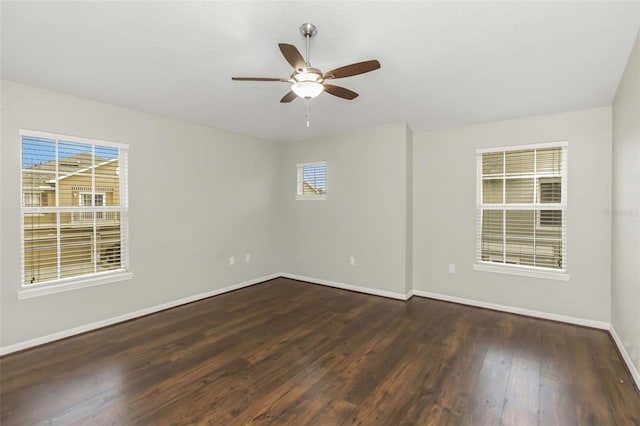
[296,162,327,200]
[20,129,130,295]
[475,142,568,279]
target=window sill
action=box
[474,263,569,281]
[295,195,327,201]
[18,271,134,300]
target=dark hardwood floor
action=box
[1,278,639,425]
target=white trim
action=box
[2,274,280,355]
[411,289,609,329]
[18,271,134,299]
[20,128,128,149]
[295,195,327,201]
[280,272,411,301]
[295,161,326,168]
[474,262,570,281]
[609,325,640,389]
[476,140,568,154]
[3,274,622,360]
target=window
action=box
[23,192,41,207]
[296,162,327,200]
[475,142,567,279]
[20,129,131,295]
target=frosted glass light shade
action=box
[292,80,324,99]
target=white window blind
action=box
[20,129,129,287]
[476,142,567,273]
[296,162,327,200]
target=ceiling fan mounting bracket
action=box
[300,23,317,38]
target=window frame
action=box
[19,129,132,299]
[474,141,569,281]
[296,161,327,201]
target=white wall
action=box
[279,124,412,297]
[413,107,612,322]
[0,80,282,348]
[612,32,640,375]
[0,79,629,355]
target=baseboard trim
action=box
[0,273,280,356]
[1,274,620,361]
[280,272,411,301]
[609,325,640,390]
[411,289,610,330]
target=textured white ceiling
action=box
[2,1,639,142]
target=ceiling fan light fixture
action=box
[292,80,324,99]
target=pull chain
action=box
[306,99,310,127]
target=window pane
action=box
[505,178,534,203]
[302,164,326,195]
[539,209,562,228]
[23,213,58,285]
[98,219,122,271]
[539,179,561,204]
[506,210,535,266]
[22,136,56,171]
[536,245,563,269]
[482,179,503,203]
[482,152,503,176]
[22,170,55,207]
[481,210,504,263]
[95,145,120,206]
[58,141,93,207]
[59,222,94,279]
[505,150,534,176]
[536,147,562,174]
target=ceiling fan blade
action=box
[323,60,381,79]
[323,84,359,100]
[232,77,289,82]
[279,43,306,71]
[280,91,298,103]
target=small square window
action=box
[296,162,327,200]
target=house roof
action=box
[23,153,117,189]
[2,2,638,142]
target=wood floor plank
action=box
[1,278,639,425]
[500,317,541,426]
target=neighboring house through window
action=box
[475,142,568,279]
[20,129,131,295]
[296,161,327,200]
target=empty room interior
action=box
[1,1,639,424]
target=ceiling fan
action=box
[232,23,381,103]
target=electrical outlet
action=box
[245,253,251,263]
[350,257,355,266]
[229,256,235,266]
[448,264,455,273]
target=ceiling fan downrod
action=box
[300,23,317,69]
